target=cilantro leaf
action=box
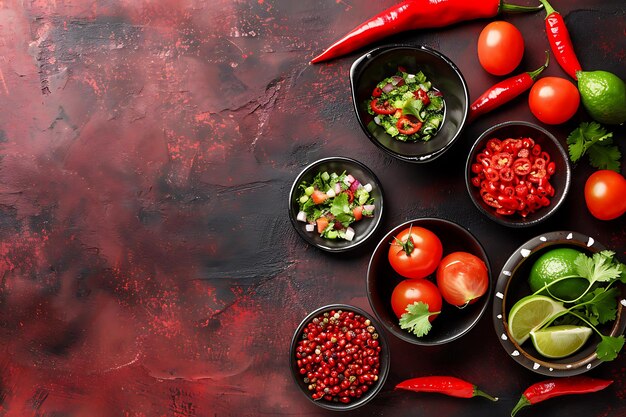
[588,144,621,171]
[575,287,619,325]
[566,122,620,171]
[596,335,625,362]
[399,302,436,337]
[575,251,623,285]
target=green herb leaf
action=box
[566,122,620,171]
[399,302,435,337]
[575,251,623,285]
[576,287,619,325]
[596,335,625,362]
[402,99,423,120]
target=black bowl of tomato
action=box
[350,45,469,163]
[465,121,572,228]
[289,304,391,410]
[366,218,492,346]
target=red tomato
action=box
[528,77,580,124]
[370,98,396,115]
[391,279,442,321]
[316,217,329,234]
[584,170,626,220]
[477,21,524,76]
[436,252,489,307]
[311,190,328,205]
[388,226,443,279]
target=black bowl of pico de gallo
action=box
[289,157,384,252]
[350,44,469,163]
[465,121,572,228]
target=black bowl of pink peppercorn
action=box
[290,304,390,410]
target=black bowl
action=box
[493,231,626,376]
[289,304,390,411]
[350,44,469,163]
[465,121,572,228]
[288,157,384,252]
[367,218,492,345]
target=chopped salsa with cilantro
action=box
[367,68,445,142]
[296,170,375,241]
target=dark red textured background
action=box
[0,0,624,416]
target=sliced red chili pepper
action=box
[513,158,531,175]
[522,137,535,149]
[372,87,383,97]
[481,192,501,208]
[497,195,519,210]
[528,168,547,183]
[496,207,516,215]
[414,88,431,105]
[471,176,481,187]
[540,151,551,163]
[533,157,546,169]
[491,152,513,170]
[517,148,530,158]
[471,163,483,174]
[486,138,502,153]
[484,167,499,182]
[481,180,498,194]
[547,161,556,176]
[370,98,396,115]
[531,144,542,156]
[499,167,514,182]
[396,115,422,135]
[515,184,529,197]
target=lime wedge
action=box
[530,325,593,359]
[507,295,566,345]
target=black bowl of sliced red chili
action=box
[290,304,390,410]
[350,45,469,163]
[465,121,571,228]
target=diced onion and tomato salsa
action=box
[470,137,556,217]
[296,170,375,241]
[367,67,445,142]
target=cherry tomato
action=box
[528,77,580,125]
[390,279,442,321]
[584,170,626,220]
[396,115,422,135]
[477,21,524,76]
[413,88,430,105]
[388,226,443,279]
[436,252,489,307]
[370,98,396,115]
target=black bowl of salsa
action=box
[350,45,469,163]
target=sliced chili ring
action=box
[496,207,516,216]
[547,161,556,176]
[484,167,499,182]
[533,157,546,169]
[513,158,532,176]
[471,163,483,174]
[491,152,513,170]
[471,176,481,187]
[370,98,395,115]
[481,191,501,208]
[477,153,492,167]
[528,168,547,183]
[540,151,550,163]
[396,115,422,135]
[517,148,530,158]
[531,144,542,156]
[515,184,529,197]
[522,138,535,149]
[486,138,502,153]
[499,167,514,182]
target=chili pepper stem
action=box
[528,51,550,80]
[500,1,544,13]
[538,0,556,17]
[511,395,530,417]
[473,387,499,402]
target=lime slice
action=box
[530,325,593,359]
[507,295,566,345]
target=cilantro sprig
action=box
[399,302,439,337]
[536,250,626,361]
[566,122,621,171]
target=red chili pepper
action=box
[396,376,498,401]
[511,377,613,417]
[469,52,549,122]
[538,0,582,79]
[310,1,544,64]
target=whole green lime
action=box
[577,70,626,125]
[528,248,588,300]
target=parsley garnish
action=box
[566,122,621,171]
